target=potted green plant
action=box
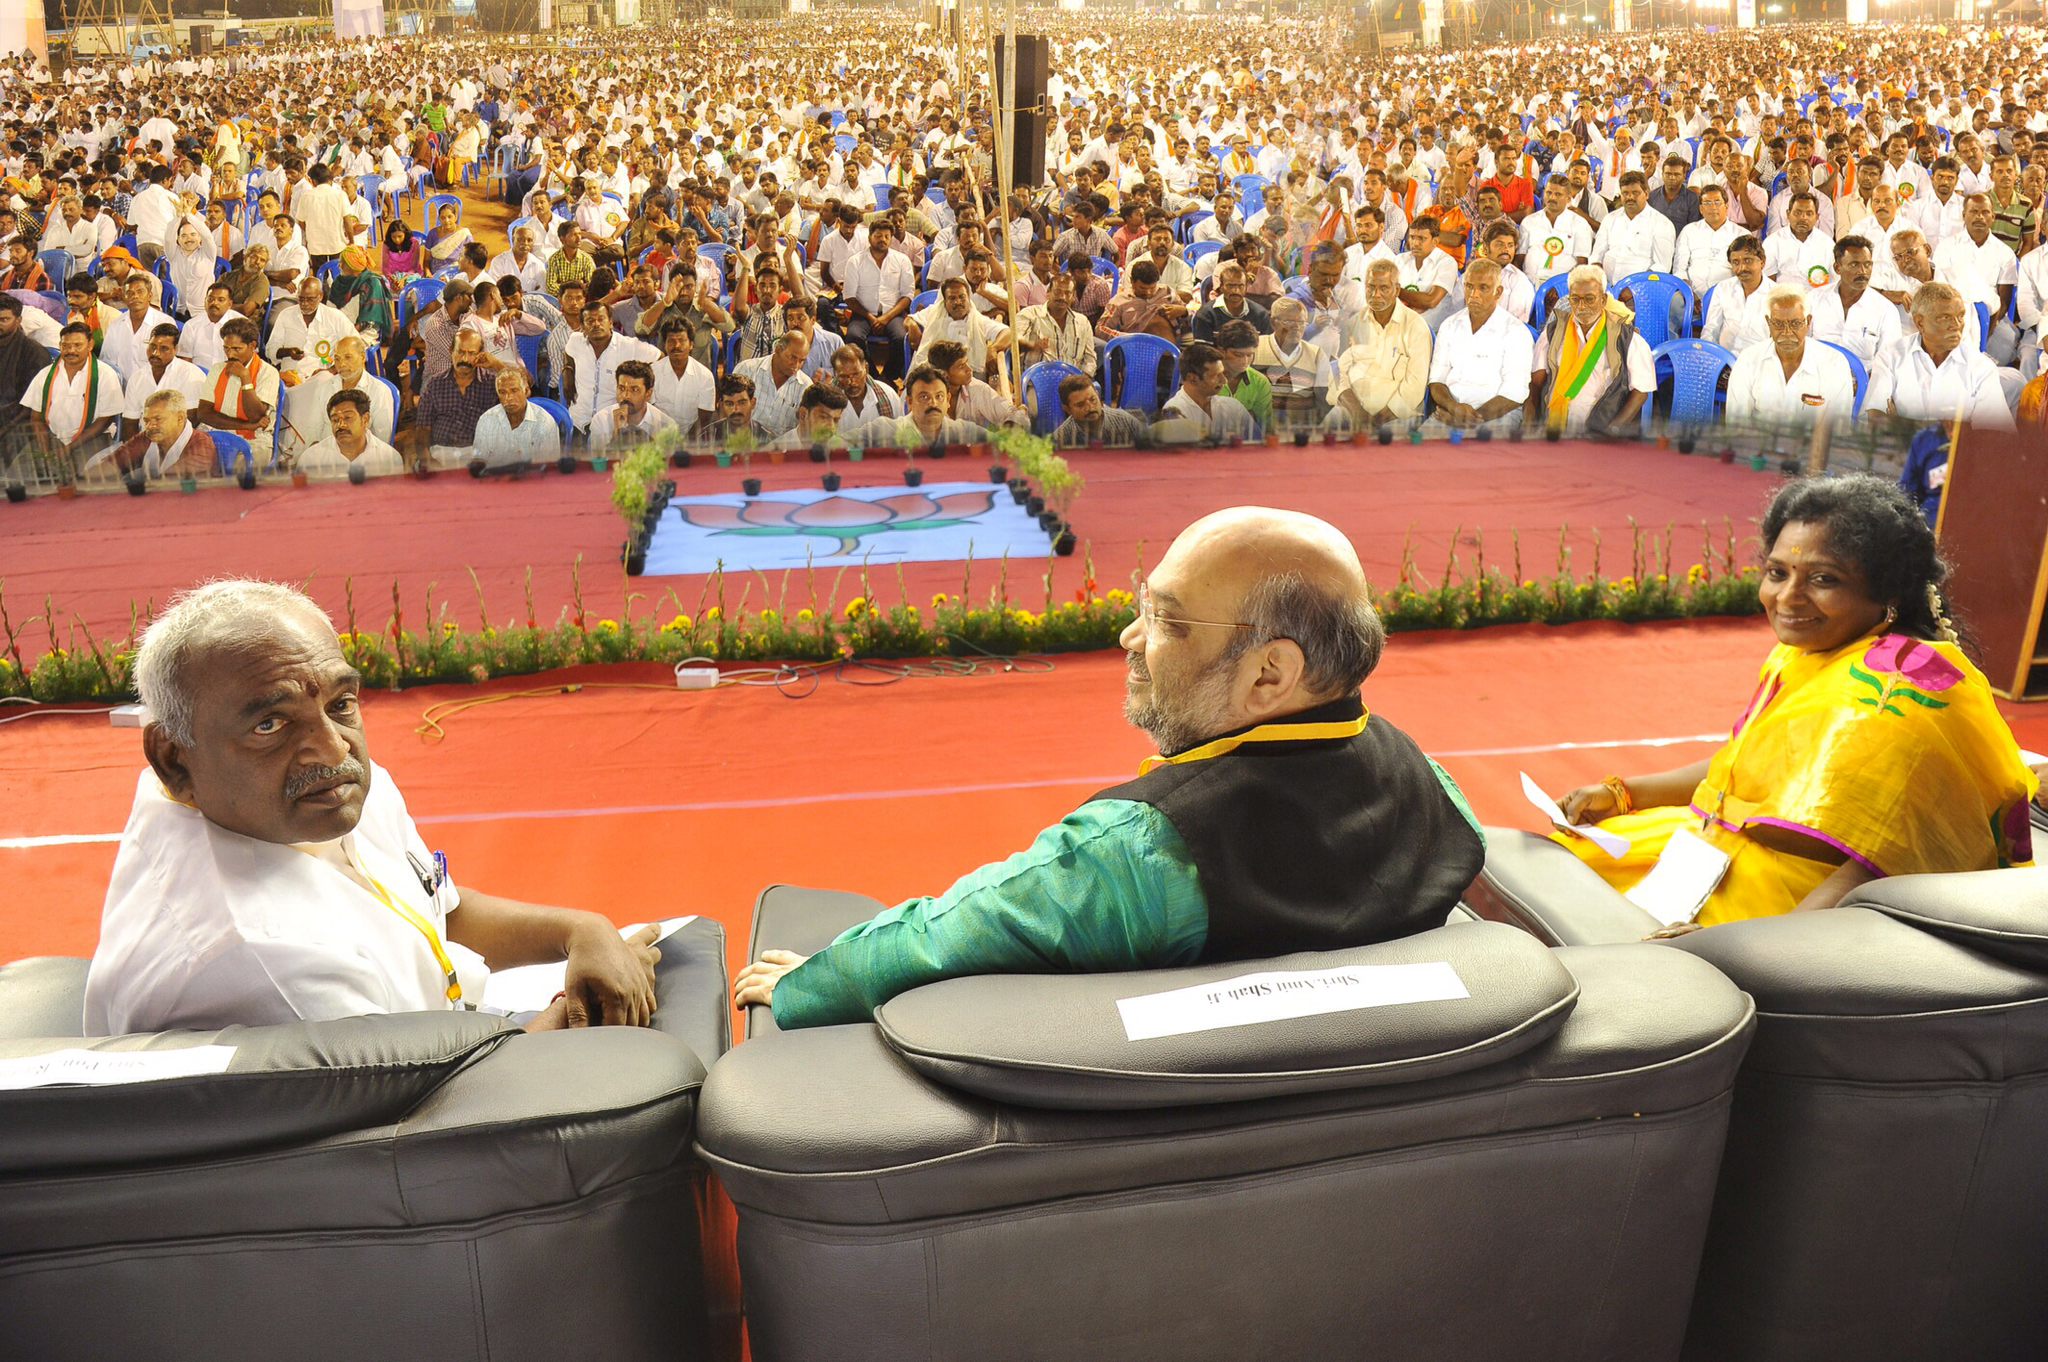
[1042,457,1083,556]
[610,444,665,563]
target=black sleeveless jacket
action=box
[1091,694,1486,963]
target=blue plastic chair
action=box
[1649,339,1737,432]
[910,288,939,315]
[1022,361,1087,436]
[38,249,71,289]
[317,260,342,288]
[697,243,736,300]
[529,396,573,443]
[1973,301,1991,351]
[516,330,543,383]
[834,133,855,156]
[1614,271,1697,348]
[1815,340,1868,417]
[1527,274,1572,333]
[366,375,403,441]
[870,184,892,212]
[487,143,519,199]
[507,214,537,243]
[1101,335,1181,415]
[1233,174,1271,205]
[1177,211,1212,245]
[1091,256,1122,294]
[400,277,444,330]
[1184,241,1224,270]
[422,192,463,233]
[211,431,253,476]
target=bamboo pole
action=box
[990,0,1028,405]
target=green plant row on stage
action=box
[0,520,1764,704]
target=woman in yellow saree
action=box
[1555,474,2037,932]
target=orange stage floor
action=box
[9,618,2045,983]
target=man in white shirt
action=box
[1808,238,1902,367]
[295,163,350,267]
[1394,217,1458,323]
[1428,258,1534,434]
[297,387,404,478]
[1330,258,1431,430]
[1590,172,1678,282]
[178,284,244,374]
[1763,192,1839,292]
[1868,282,2016,431]
[840,220,916,377]
[21,321,124,467]
[1725,286,1860,429]
[1155,340,1255,442]
[1341,203,1400,287]
[588,359,677,452]
[83,579,662,1036]
[127,164,181,262]
[121,324,208,425]
[100,273,176,386]
[1672,184,1742,300]
[1701,233,1772,354]
[649,321,717,432]
[830,344,904,434]
[287,335,395,454]
[1932,194,2021,360]
[909,276,1012,376]
[1904,158,1967,250]
[564,301,662,432]
[472,367,563,472]
[489,224,550,297]
[1519,175,1593,291]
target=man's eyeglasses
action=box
[1138,583,1252,634]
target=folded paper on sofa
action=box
[0,1044,237,1090]
[1117,962,1470,1041]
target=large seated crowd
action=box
[0,14,2042,494]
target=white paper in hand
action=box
[1625,827,1732,926]
[1520,771,1629,859]
[479,916,697,1016]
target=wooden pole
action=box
[992,0,1028,406]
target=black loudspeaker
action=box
[190,25,212,55]
[991,33,1050,189]
[476,0,540,30]
[433,14,456,33]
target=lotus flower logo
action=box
[1849,634,1963,716]
[676,490,1000,558]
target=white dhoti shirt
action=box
[84,764,487,1036]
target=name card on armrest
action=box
[1117,963,1470,1043]
[0,1045,237,1090]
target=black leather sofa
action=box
[1471,833,2048,1362]
[698,886,1755,1362]
[0,917,731,1362]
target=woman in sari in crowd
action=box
[328,246,394,346]
[381,220,423,284]
[425,202,474,277]
[162,215,216,320]
[1557,475,2037,931]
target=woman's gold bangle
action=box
[1602,776,1634,817]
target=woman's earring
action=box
[1880,605,1897,633]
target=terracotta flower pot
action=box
[57,484,76,500]
[291,471,309,489]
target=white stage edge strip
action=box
[0,733,1732,849]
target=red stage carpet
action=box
[9,618,2044,983]
[0,438,1779,640]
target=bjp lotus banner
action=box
[642,482,1055,576]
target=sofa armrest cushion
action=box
[874,921,1578,1109]
[0,1011,514,1173]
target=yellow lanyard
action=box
[1138,709,1371,775]
[324,841,465,1007]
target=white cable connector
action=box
[673,665,720,691]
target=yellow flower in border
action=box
[662,614,694,633]
[442,621,458,635]
[931,593,950,609]
[597,619,619,633]
[705,606,723,621]
[796,608,815,622]
[844,596,868,619]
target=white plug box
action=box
[674,667,720,691]
[110,704,148,728]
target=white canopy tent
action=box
[334,0,386,40]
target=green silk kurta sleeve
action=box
[770,799,1209,1030]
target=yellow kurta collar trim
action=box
[1139,709,1370,775]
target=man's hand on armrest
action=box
[732,949,809,1009]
